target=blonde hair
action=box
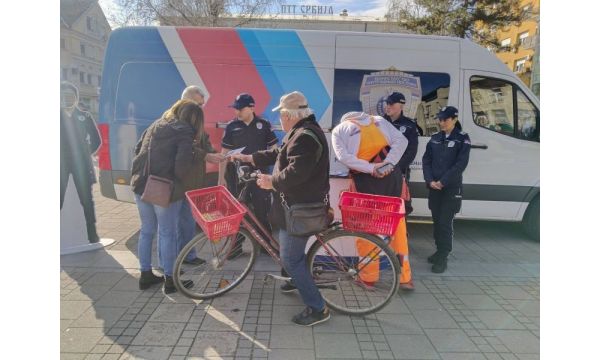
[162,99,204,136]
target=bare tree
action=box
[112,0,284,27]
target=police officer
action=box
[383,92,420,212]
[422,106,471,273]
[219,93,278,255]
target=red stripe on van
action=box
[97,123,112,170]
[175,28,271,121]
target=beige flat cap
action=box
[272,91,309,112]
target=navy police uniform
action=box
[222,95,278,233]
[384,92,421,214]
[422,107,470,260]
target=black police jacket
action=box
[422,127,471,189]
[384,113,419,172]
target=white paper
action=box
[225,147,246,157]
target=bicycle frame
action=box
[225,161,391,281]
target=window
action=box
[80,71,85,84]
[516,90,539,141]
[87,74,92,84]
[71,67,78,75]
[331,69,451,136]
[514,58,527,73]
[61,68,68,80]
[60,38,65,49]
[86,17,93,30]
[80,43,86,56]
[470,76,514,136]
[97,75,102,85]
[523,4,533,18]
[501,38,511,47]
[470,76,539,142]
[518,32,529,46]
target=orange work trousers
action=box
[356,217,412,284]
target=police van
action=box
[97,27,540,239]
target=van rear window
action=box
[332,69,450,136]
[114,62,187,123]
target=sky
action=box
[99,0,390,27]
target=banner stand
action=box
[61,177,114,255]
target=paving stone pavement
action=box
[60,185,540,359]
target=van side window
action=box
[470,76,539,142]
[331,70,450,137]
[516,89,539,141]
[470,76,515,136]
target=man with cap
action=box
[230,91,331,326]
[383,92,420,290]
[422,106,471,273]
[219,93,278,257]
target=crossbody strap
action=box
[144,127,156,177]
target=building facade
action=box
[493,0,539,91]
[61,0,111,119]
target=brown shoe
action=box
[399,280,415,291]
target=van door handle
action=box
[471,143,488,149]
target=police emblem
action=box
[399,126,406,133]
[256,122,263,130]
[359,70,422,119]
[78,115,86,121]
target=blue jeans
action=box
[134,194,182,277]
[177,200,198,261]
[279,229,325,311]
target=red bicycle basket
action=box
[185,185,247,241]
[339,191,405,236]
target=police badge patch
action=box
[78,115,86,122]
[399,126,406,133]
[256,122,263,130]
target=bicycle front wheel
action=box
[307,229,400,315]
[173,227,258,299]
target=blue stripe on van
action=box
[236,29,331,125]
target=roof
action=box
[60,0,96,27]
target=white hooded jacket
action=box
[331,112,408,174]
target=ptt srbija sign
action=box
[280,4,334,15]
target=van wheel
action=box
[522,196,539,241]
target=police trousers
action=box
[428,187,462,256]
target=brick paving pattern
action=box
[60,184,539,359]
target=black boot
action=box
[163,275,193,294]
[139,270,163,290]
[431,256,448,274]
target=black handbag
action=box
[281,192,329,237]
[140,132,173,208]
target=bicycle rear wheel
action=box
[306,229,400,315]
[173,227,258,299]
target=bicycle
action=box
[173,161,402,315]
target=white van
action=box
[97,27,539,239]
